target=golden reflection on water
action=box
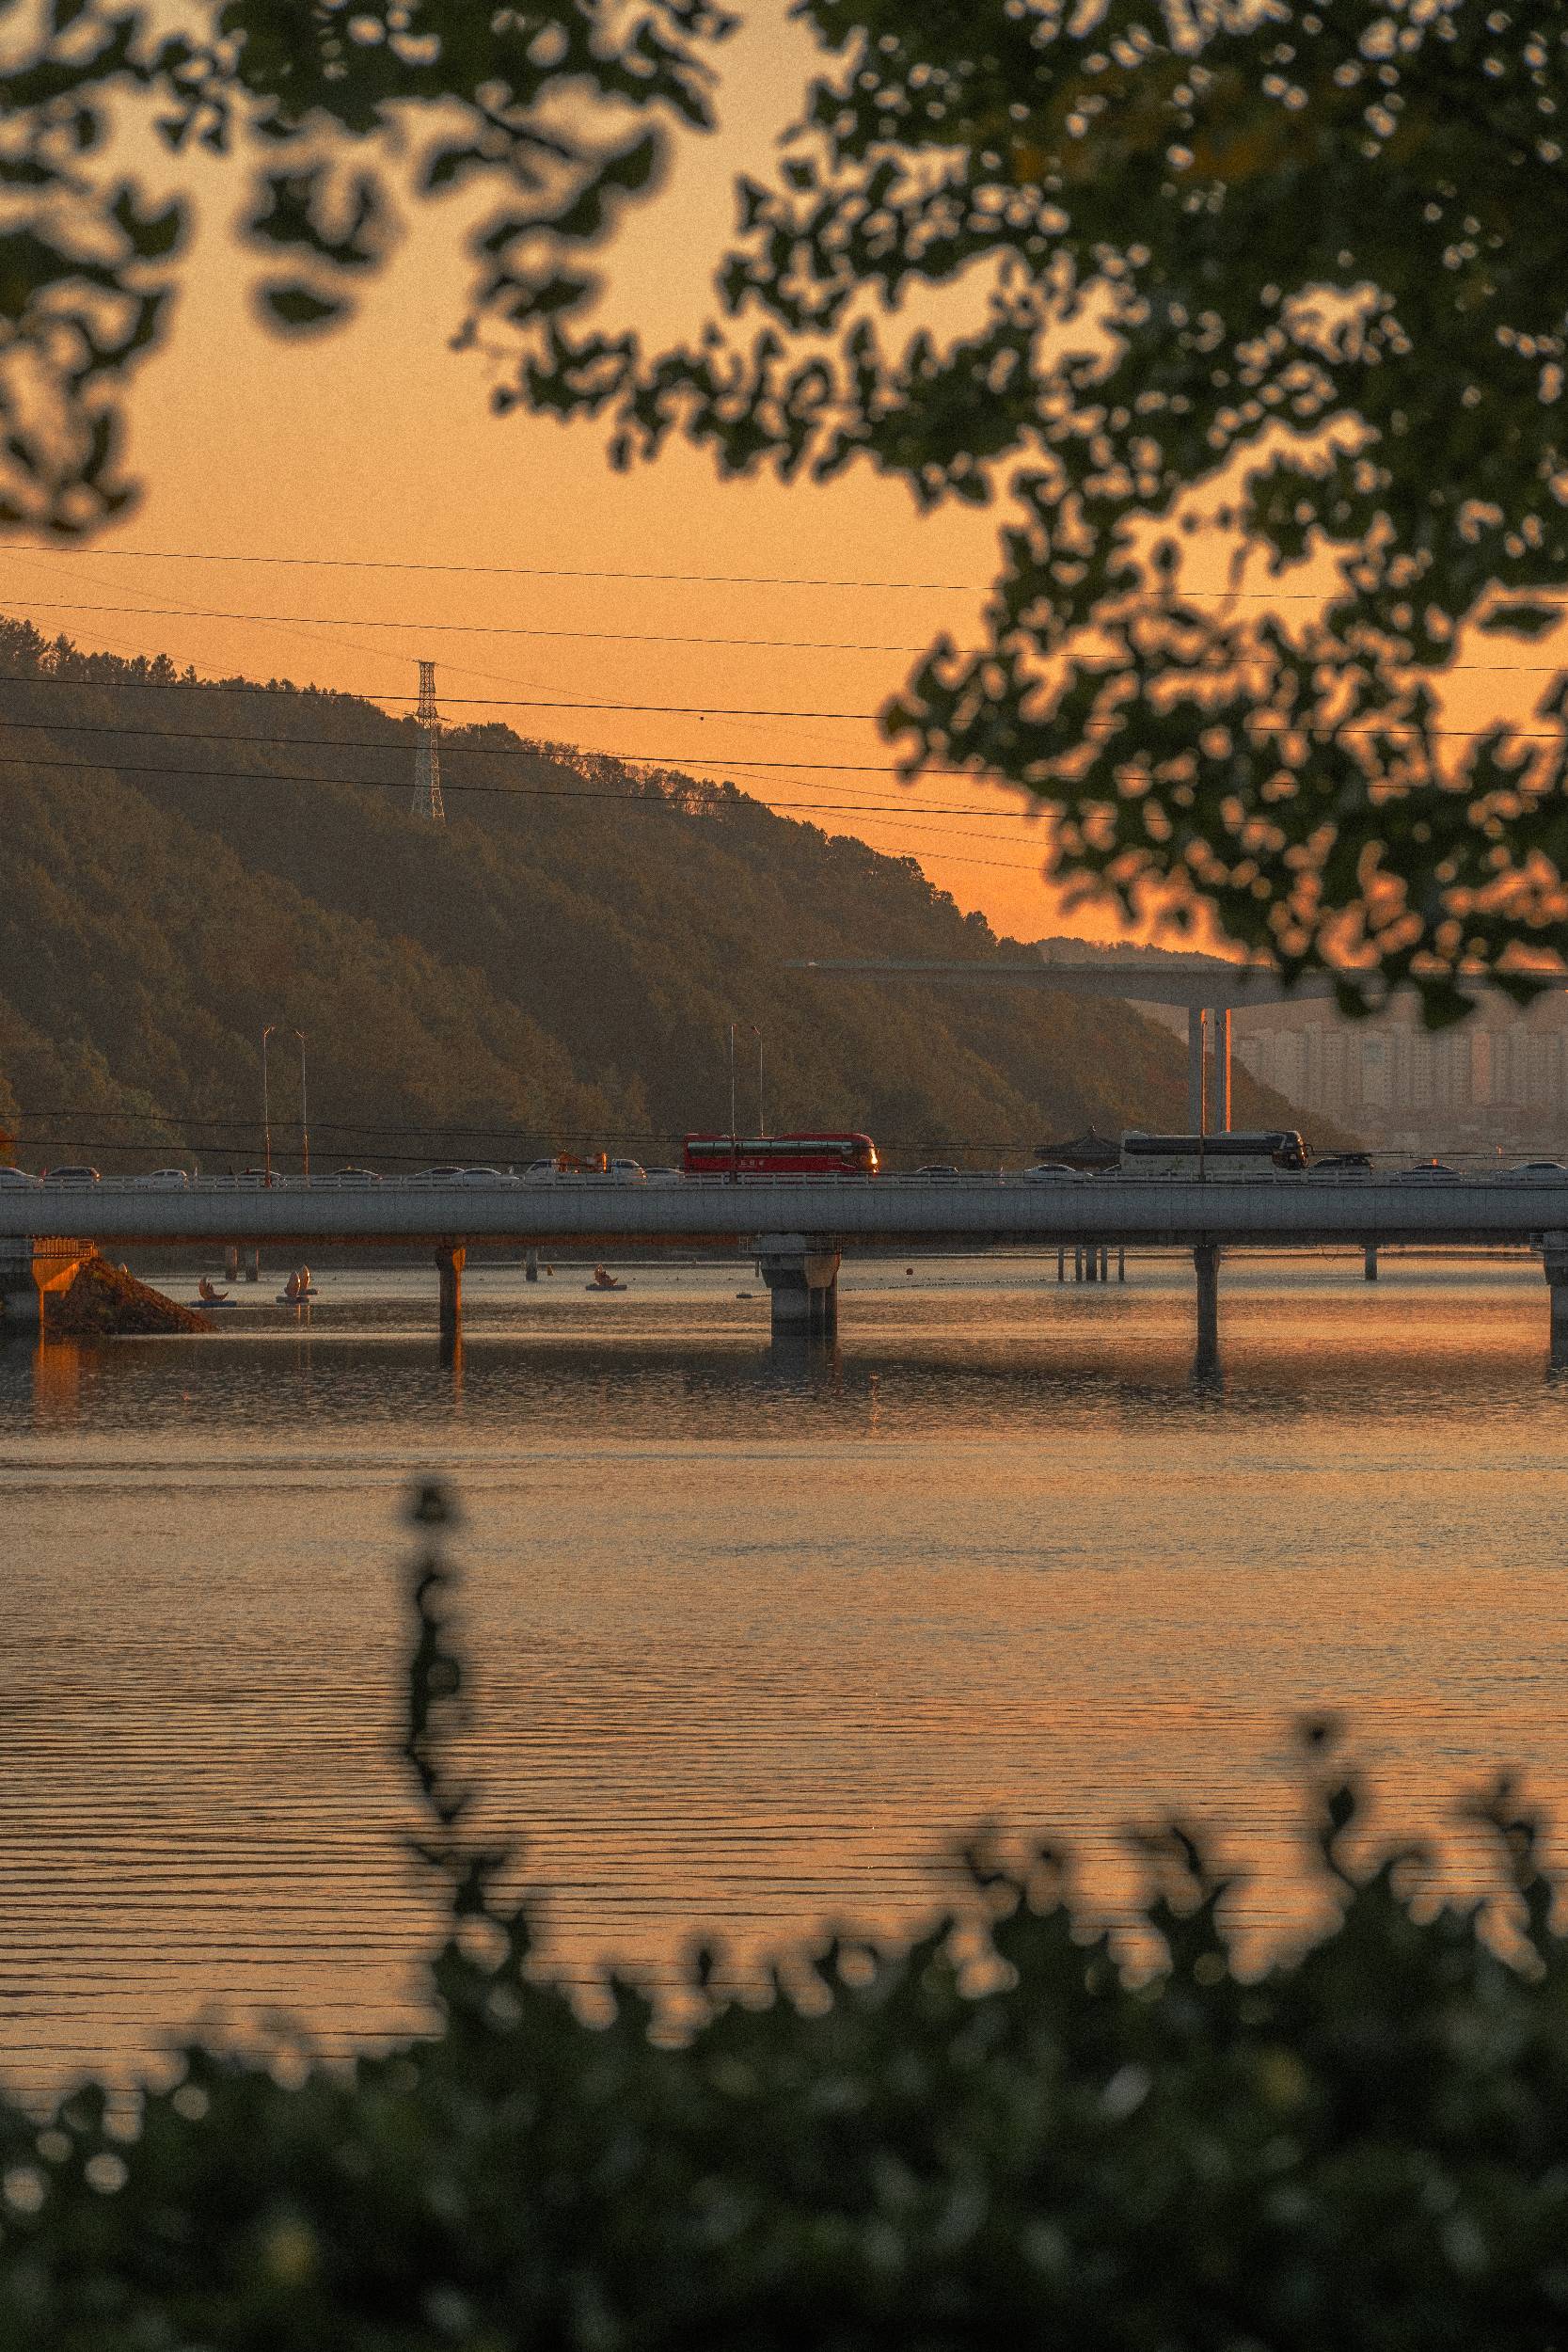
[1,1254,1566,2095]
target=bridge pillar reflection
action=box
[756,1233,841,1340]
[1193,1241,1221,1376]
[436,1243,466,1359]
[1543,1232,1568,1371]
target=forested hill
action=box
[0,619,1305,1172]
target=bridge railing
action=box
[8,1153,1567,1193]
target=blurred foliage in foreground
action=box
[3,1486,1566,2349]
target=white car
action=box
[413,1165,515,1187]
[128,1168,190,1189]
[1502,1160,1568,1182]
[310,1167,383,1188]
[520,1158,646,1182]
[1022,1163,1078,1181]
[0,1166,40,1187]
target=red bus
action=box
[682,1133,879,1178]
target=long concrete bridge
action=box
[6,1172,1568,1370]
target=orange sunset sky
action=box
[0,3,1546,950]
[0,3,1078,944]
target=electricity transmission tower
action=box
[412,660,445,822]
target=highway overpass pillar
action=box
[1544,1234,1568,1370]
[1193,1242,1221,1375]
[0,1238,93,1335]
[756,1234,841,1339]
[224,1245,240,1283]
[436,1245,466,1357]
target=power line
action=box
[0,713,1036,825]
[0,716,1561,778]
[0,702,894,731]
[9,1126,1093,1161]
[0,595,931,656]
[0,664,1556,720]
[0,543,984,594]
[0,749,1050,870]
[0,741,1032,813]
[12,542,1568,628]
[14,1111,1048,1147]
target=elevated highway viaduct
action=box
[7,1174,1568,1369]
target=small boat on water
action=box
[586,1264,626,1292]
[197,1279,229,1303]
[279,1266,320,1303]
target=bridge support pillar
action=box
[245,1248,260,1284]
[0,1238,93,1335]
[1117,1248,1126,1283]
[525,1248,539,1283]
[436,1245,466,1358]
[1056,1248,1065,1283]
[1544,1234,1568,1370]
[756,1234,841,1340]
[1364,1245,1379,1283]
[1193,1242,1221,1376]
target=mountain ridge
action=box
[0,618,1314,1172]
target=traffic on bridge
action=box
[7,1129,1568,1367]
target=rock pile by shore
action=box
[46,1255,211,1338]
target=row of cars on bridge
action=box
[6,1131,1568,1187]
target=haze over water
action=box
[3,1253,1566,2100]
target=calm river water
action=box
[3,1251,1567,2100]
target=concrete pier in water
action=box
[756,1234,841,1339]
[436,1244,465,1359]
[1193,1243,1221,1377]
[0,1238,92,1334]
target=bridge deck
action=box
[3,1173,1567,1252]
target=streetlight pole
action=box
[727,1022,737,1138]
[753,1025,765,1136]
[293,1030,309,1182]
[261,1024,277,1185]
